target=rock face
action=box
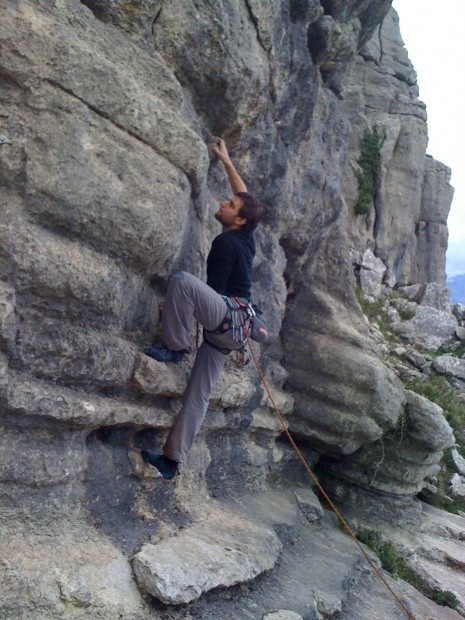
[282,283,406,456]
[341,10,453,288]
[0,0,459,618]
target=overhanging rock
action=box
[132,507,282,604]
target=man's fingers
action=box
[212,136,225,148]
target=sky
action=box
[392,0,465,278]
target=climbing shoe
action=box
[141,451,179,480]
[143,345,188,364]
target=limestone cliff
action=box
[0,1,463,618]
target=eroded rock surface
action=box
[325,390,455,494]
[0,0,460,617]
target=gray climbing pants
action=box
[162,271,241,463]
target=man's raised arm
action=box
[212,137,248,194]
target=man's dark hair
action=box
[236,192,265,233]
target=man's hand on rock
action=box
[212,137,232,166]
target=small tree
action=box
[354,125,386,215]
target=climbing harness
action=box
[202,297,251,362]
[202,297,269,363]
[247,338,418,620]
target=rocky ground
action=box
[356,256,465,515]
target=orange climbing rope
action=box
[247,338,417,620]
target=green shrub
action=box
[451,340,465,358]
[399,307,416,321]
[406,374,465,515]
[405,374,465,451]
[354,126,386,215]
[355,287,384,317]
[432,339,465,359]
[355,287,396,342]
[356,529,459,610]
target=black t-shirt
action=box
[207,230,255,300]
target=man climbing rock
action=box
[141,137,264,479]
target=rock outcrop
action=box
[341,10,453,289]
[0,0,461,618]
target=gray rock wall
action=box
[341,10,453,288]
[0,0,458,617]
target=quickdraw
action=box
[223,296,255,344]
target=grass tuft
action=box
[399,307,416,321]
[356,529,459,610]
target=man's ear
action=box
[236,215,247,228]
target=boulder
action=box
[359,249,386,298]
[418,282,452,313]
[1,217,157,330]
[132,507,282,604]
[391,305,458,350]
[314,593,343,618]
[432,355,465,381]
[451,448,465,476]
[212,367,257,408]
[448,473,465,500]
[14,317,138,387]
[0,0,461,617]
[397,284,422,300]
[307,15,360,94]
[403,348,431,373]
[456,326,465,340]
[4,372,173,428]
[452,303,465,322]
[0,422,88,487]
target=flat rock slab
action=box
[433,355,465,381]
[263,611,303,620]
[132,507,282,604]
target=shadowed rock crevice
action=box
[84,426,189,555]
[243,0,269,53]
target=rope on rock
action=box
[247,338,417,620]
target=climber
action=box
[141,137,265,479]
